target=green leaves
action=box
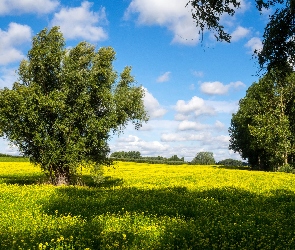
[187,0,241,42]
[0,27,148,185]
[229,72,295,170]
[191,152,215,165]
[257,6,295,75]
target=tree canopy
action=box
[229,72,295,170]
[191,151,215,165]
[217,159,244,167]
[110,151,142,159]
[0,27,148,185]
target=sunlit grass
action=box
[1,161,295,249]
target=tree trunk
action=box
[51,165,71,185]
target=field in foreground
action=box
[1,162,295,249]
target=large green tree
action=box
[186,0,295,73]
[229,72,295,170]
[191,151,215,165]
[0,27,148,185]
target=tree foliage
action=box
[0,27,148,185]
[110,151,185,162]
[110,151,142,159]
[217,159,244,167]
[229,72,295,170]
[167,155,185,162]
[186,0,240,42]
[191,151,215,165]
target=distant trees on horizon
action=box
[110,150,244,166]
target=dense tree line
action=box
[229,72,295,171]
[110,151,185,164]
[110,151,244,167]
[217,159,244,167]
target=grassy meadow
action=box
[1,161,295,249]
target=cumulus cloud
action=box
[230,26,250,42]
[124,0,200,45]
[156,71,171,82]
[0,0,59,15]
[0,23,32,65]
[175,96,215,118]
[51,1,108,42]
[143,88,167,119]
[174,96,239,121]
[200,81,229,95]
[200,81,245,95]
[112,135,170,155]
[245,37,263,53]
[178,120,210,131]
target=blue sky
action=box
[0,0,268,161]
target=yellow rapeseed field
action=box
[1,161,295,249]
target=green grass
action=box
[0,156,29,162]
[1,162,295,249]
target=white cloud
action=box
[51,1,108,42]
[245,37,263,53]
[178,120,210,131]
[200,81,245,95]
[201,81,229,95]
[133,140,170,152]
[157,71,171,82]
[143,88,167,119]
[205,135,231,149]
[0,67,18,88]
[206,100,239,114]
[161,132,208,142]
[125,0,200,45]
[161,132,230,149]
[117,135,140,143]
[174,113,190,121]
[139,124,153,131]
[215,120,226,130]
[138,119,178,132]
[175,96,215,117]
[0,23,32,65]
[125,0,252,46]
[111,136,170,155]
[230,26,250,42]
[175,96,205,113]
[215,135,230,144]
[0,0,59,15]
[174,96,239,121]
[236,0,251,13]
